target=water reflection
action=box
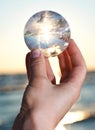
[0,72,95,130]
[55,111,90,130]
[61,111,90,125]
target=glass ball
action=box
[24,10,71,57]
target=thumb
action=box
[26,49,47,80]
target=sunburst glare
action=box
[24,10,70,57]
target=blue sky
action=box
[0,0,95,73]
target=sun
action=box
[38,21,53,43]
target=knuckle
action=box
[31,58,42,66]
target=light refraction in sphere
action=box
[24,10,71,57]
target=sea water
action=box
[0,72,95,130]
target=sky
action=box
[0,0,95,74]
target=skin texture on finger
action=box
[67,39,87,85]
[26,52,55,84]
[26,50,48,84]
[26,52,31,81]
[57,39,86,101]
[30,50,47,79]
[63,50,72,72]
[58,50,72,82]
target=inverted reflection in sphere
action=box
[24,10,71,57]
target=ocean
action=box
[0,72,95,130]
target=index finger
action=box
[67,39,87,85]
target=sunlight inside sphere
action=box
[38,21,53,43]
[24,10,71,57]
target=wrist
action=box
[26,109,55,130]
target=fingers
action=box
[26,52,31,80]
[58,49,72,82]
[67,39,86,68]
[63,50,72,72]
[58,39,86,89]
[58,39,86,102]
[26,50,56,83]
[26,49,47,82]
[67,39,87,83]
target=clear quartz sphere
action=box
[24,10,71,57]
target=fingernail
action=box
[31,49,41,58]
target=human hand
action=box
[12,39,86,130]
